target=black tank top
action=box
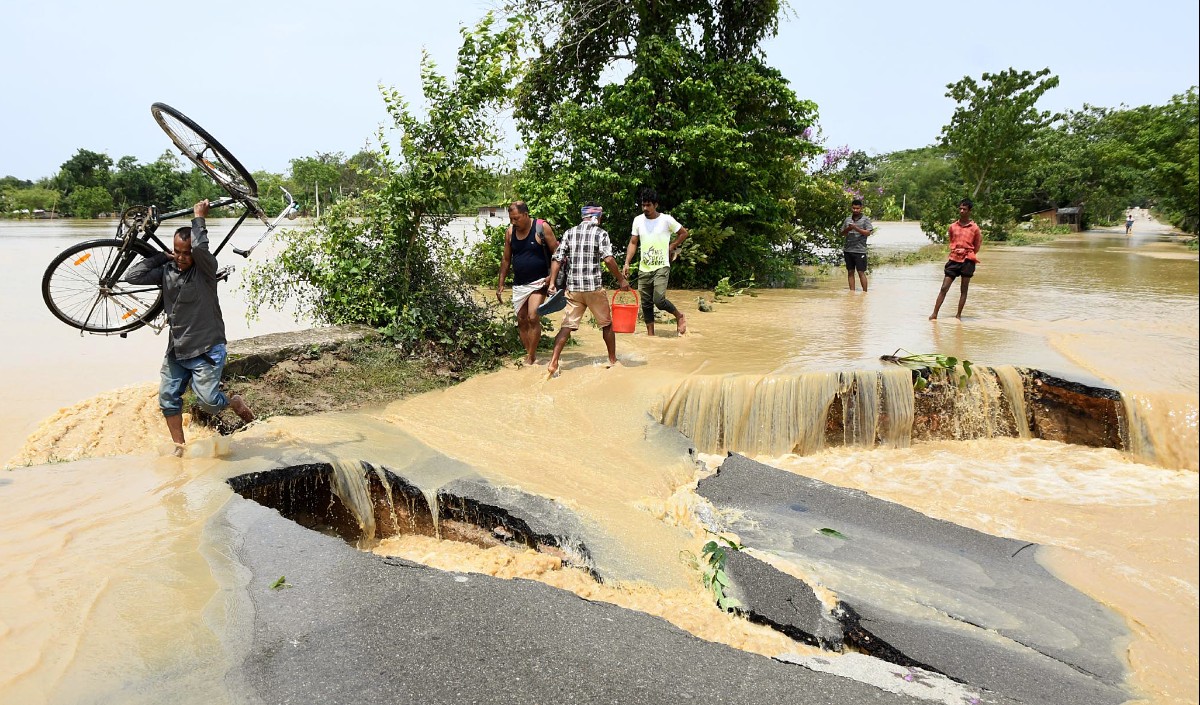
[511,220,549,286]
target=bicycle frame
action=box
[127,187,299,260]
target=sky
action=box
[2,0,1197,181]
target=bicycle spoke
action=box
[43,240,165,334]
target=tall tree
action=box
[931,67,1060,239]
[942,68,1060,201]
[56,148,113,197]
[511,0,818,285]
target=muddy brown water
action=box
[1,218,1197,704]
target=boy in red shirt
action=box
[929,198,982,320]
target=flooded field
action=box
[1,217,1197,704]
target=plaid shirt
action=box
[553,220,614,292]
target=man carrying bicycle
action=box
[125,199,254,450]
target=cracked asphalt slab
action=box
[698,453,1131,705]
[221,498,971,705]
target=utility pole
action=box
[315,181,320,219]
[901,193,906,222]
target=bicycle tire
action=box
[151,102,258,202]
[42,239,165,334]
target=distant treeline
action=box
[0,149,516,220]
[840,85,1198,238]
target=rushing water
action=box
[1,218,1197,704]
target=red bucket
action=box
[610,290,639,334]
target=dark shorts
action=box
[843,251,868,272]
[944,259,977,279]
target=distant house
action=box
[478,205,506,218]
[1056,206,1082,232]
[1029,207,1057,228]
[1026,206,1083,232]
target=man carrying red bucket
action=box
[546,204,632,377]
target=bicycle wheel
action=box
[42,239,165,334]
[151,102,258,202]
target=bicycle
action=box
[40,102,299,337]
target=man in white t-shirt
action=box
[622,189,690,335]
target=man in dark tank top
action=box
[496,201,558,364]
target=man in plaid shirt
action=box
[546,203,631,377]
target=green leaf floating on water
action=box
[269,575,293,590]
[818,528,848,540]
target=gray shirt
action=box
[841,215,874,254]
[125,217,227,360]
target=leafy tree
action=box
[874,146,959,222]
[340,150,384,197]
[512,0,818,286]
[66,185,113,218]
[56,149,113,197]
[3,186,61,214]
[288,152,345,210]
[934,68,1060,240]
[176,168,226,210]
[1134,88,1199,233]
[109,151,190,211]
[251,170,289,215]
[245,15,522,364]
[1020,88,1197,233]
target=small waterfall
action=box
[422,487,442,539]
[879,368,915,448]
[993,365,1031,439]
[840,370,880,446]
[329,458,378,545]
[371,465,404,534]
[1120,393,1200,471]
[660,369,915,456]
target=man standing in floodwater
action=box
[929,198,982,320]
[546,204,631,377]
[840,198,874,292]
[125,199,254,451]
[495,201,558,365]
[1126,211,1135,235]
[623,188,689,335]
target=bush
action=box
[244,15,524,368]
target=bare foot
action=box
[524,355,537,365]
[928,314,938,320]
[676,314,687,336]
[547,360,559,378]
[173,443,185,458]
[229,395,255,423]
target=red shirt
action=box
[948,220,982,263]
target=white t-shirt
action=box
[631,213,682,273]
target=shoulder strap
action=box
[535,219,551,267]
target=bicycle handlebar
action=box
[232,187,299,258]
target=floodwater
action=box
[1,218,1197,704]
